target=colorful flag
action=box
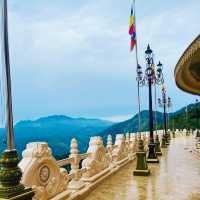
[129,6,136,51]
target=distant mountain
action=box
[101,102,200,141]
[0,115,114,159]
[101,110,164,140]
[1,102,199,160]
[167,101,200,130]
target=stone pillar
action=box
[112,134,128,162]
[129,133,136,160]
[125,133,130,152]
[82,137,110,179]
[68,138,85,190]
[107,135,113,159]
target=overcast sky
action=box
[1,0,199,123]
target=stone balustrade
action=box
[18,129,184,200]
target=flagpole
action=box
[0,1,34,198]
[133,0,141,137]
[1,0,14,150]
[132,0,150,176]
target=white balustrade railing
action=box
[18,129,184,200]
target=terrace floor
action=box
[84,135,200,200]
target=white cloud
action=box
[1,0,199,121]
[101,114,133,123]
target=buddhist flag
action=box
[129,6,136,51]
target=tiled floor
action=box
[84,136,200,200]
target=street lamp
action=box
[137,45,164,163]
[158,85,170,148]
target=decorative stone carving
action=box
[129,133,136,160]
[125,133,130,152]
[144,133,149,151]
[82,137,110,179]
[107,135,113,159]
[68,138,85,190]
[19,142,70,200]
[112,134,128,162]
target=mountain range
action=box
[0,101,199,159]
[0,115,114,159]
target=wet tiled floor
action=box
[84,136,200,200]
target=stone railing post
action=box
[125,133,130,152]
[129,133,136,160]
[107,134,113,159]
[82,136,110,181]
[19,142,70,200]
[68,138,85,190]
[112,134,129,167]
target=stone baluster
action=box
[112,134,129,166]
[125,133,130,152]
[143,133,148,151]
[82,137,110,181]
[107,134,113,160]
[68,138,85,190]
[135,133,138,149]
[129,133,136,160]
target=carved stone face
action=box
[39,165,50,183]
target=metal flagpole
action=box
[1,0,14,150]
[132,0,150,176]
[0,1,34,198]
[133,0,141,137]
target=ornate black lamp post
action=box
[158,85,170,148]
[137,45,164,163]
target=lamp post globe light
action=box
[139,45,163,163]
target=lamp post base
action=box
[133,169,150,176]
[166,132,170,144]
[133,139,150,176]
[147,143,159,163]
[196,130,200,138]
[172,131,176,138]
[155,135,162,156]
[0,150,34,200]
[161,135,167,148]
[165,134,170,145]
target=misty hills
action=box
[101,110,164,140]
[0,101,199,160]
[101,102,200,140]
[0,115,114,159]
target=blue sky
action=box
[1,0,199,123]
